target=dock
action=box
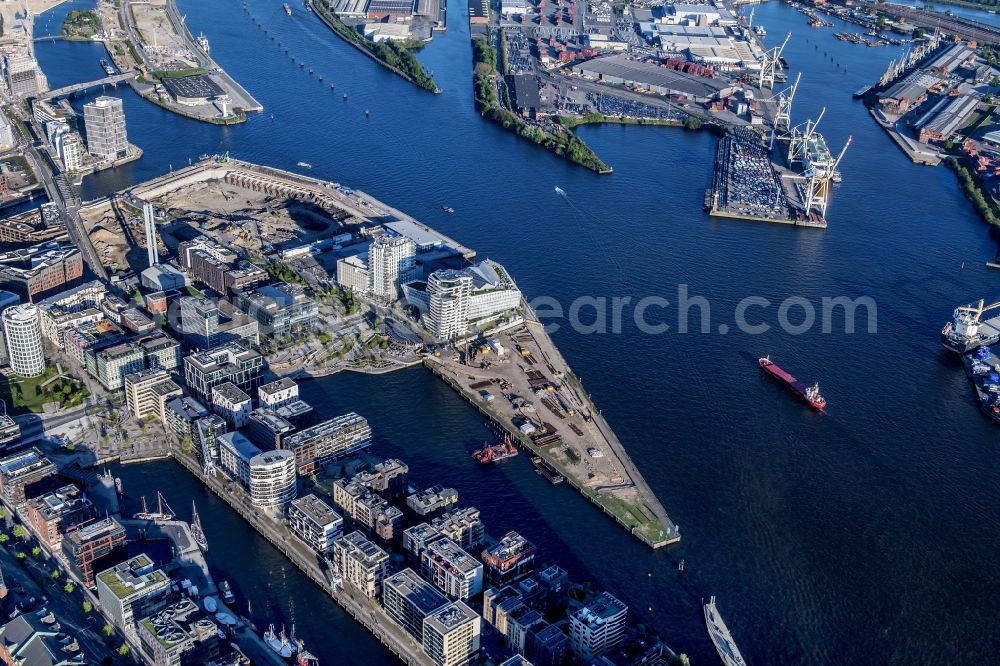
[425,313,680,549]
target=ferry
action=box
[704,597,748,666]
[759,356,826,410]
[283,2,292,14]
[942,298,1000,354]
[472,434,518,464]
[220,580,235,604]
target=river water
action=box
[32,0,1000,663]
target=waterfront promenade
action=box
[170,451,434,666]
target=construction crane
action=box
[758,32,791,90]
[787,106,826,166]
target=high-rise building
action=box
[2,303,44,377]
[4,54,41,98]
[368,235,417,301]
[569,592,628,660]
[249,449,297,511]
[405,260,521,341]
[96,554,171,635]
[178,296,258,350]
[83,96,129,160]
[235,283,318,338]
[425,270,471,341]
[383,568,449,639]
[421,601,481,666]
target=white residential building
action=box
[288,493,343,554]
[422,601,481,666]
[2,304,44,377]
[368,235,417,301]
[249,449,297,511]
[211,381,252,428]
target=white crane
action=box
[773,71,801,135]
[758,32,791,90]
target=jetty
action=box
[425,310,680,548]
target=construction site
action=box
[425,317,680,549]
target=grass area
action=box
[2,366,90,414]
[555,113,689,130]
[313,0,438,93]
[471,38,611,174]
[61,9,101,40]
[151,68,209,79]
[184,285,204,298]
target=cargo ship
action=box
[472,434,518,464]
[704,597,748,666]
[942,298,1000,354]
[759,356,826,409]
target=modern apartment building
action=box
[333,531,389,599]
[83,96,129,160]
[2,303,44,377]
[288,493,343,554]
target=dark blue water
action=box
[35,0,1000,664]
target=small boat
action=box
[283,2,292,14]
[343,93,348,99]
[554,186,565,195]
[296,161,312,169]
[442,205,454,213]
[704,597,748,666]
[220,580,235,604]
[114,477,123,496]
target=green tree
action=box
[117,644,130,656]
[63,582,74,594]
[684,116,703,130]
[991,75,1000,87]
[0,533,8,543]
[180,434,194,453]
[82,600,92,613]
[12,525,24,539]
[102,624,113,637]
[15,551,25,561]
[50,569,60,580]
[31,546,40,557]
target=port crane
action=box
[790,133,851,220]
[772,71,801,135]
[952,299,1000,334]
[758,32,791,90]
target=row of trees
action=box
[947,156,1000,229]
[471,38,611,173]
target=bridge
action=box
[33,35,63,43]
[41,72,136,100]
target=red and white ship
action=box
[759,356,826,410]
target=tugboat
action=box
[758,356,826,410]
[191,501,208,551]
[472,433,518,464]
[704,597,748,666]
[942,298,1000,354]
[264,625,294,659]
[220,580,235,605]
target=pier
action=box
[425,314,680,549]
